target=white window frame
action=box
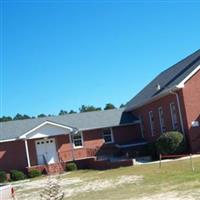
[158,107,166,133]
[149,111,155,136]
[103,128,114,144]
[170,102,178,130]
[71,132,84,149]
[139,115,144,138]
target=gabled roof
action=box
[0,108,139,141]
[126,49,200,111]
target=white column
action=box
[24,139,31,168]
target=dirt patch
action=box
[64,175,143,198]
[14,175,143,199]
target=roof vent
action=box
[156,84,161,91]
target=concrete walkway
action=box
[135,154,200,165]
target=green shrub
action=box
[10,170,26,181]
[156,131,186,155]
[28,169,42,178]
[0,171,7,183]
[65,162,77,171]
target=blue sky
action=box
[1,1,200,117]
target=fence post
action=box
[159,154,162,169]
[190,154,194,172]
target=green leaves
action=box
[156,131,186,155]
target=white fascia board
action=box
[177,65,200,88]
[0,138,18,143]
[19,121,74,139]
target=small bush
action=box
[156,131,186,155]
[65,162,77,171]
[10,170,26,181]
[0,171,7,183]
[28,169,42,178]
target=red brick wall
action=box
[83,129,105,149]
[0,124,141,171]
[28,139,38,166]
[88,158,134,170]
[112,124,141,144]
[0,140,27,172]
[56,125,141,161]
[181,69,200,152]
[132,94,182,142]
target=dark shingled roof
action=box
[126,49,200,111]
[0,109,139,141]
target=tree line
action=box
[0,103,125,122]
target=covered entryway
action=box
[35,138,58,165]
[19,121,75,168]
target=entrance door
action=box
[35,138,58,165]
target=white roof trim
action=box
[0,138,18,143]
[177,64,200,88]
[19,121,74,139]
[126,65,200,112]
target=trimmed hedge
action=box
[10,170,26,181]
[28,169,42,178]
[156,131,186,155]
[65,162,78,171]
[0,171,7,183]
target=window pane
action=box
[103,129,112,143]
[149,111,156,136]
[72,133,83,147]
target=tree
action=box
[69,110,76,114]
[23,114,31,119]
[156,131,186,155]
[79,105,101,113]
[13,113,31,120]
[104,103,116,110]
[119,104,125,108]
[59,110,68,115]
[0,116,12,122]
[37,114,47,118]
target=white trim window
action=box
[158,107,166,133]
[170,103,179,130]
[103,128,114,144]
[72,132,83,148]
[149,111,156,136]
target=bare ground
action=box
[13,173,200,200]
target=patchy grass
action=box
[14,157,200,200]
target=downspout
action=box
[24,139,31,168]
[170,90,185,137]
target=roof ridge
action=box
[125,49,200,111]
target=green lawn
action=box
[15,157,200,200]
